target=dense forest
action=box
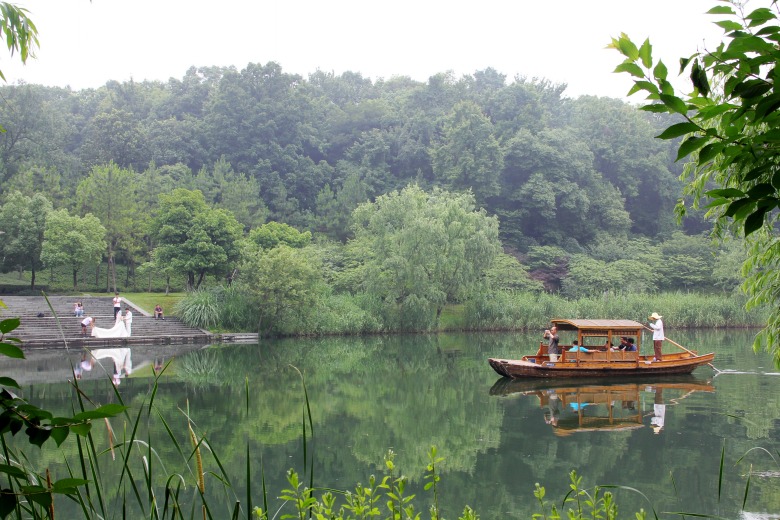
[0,63,749,332]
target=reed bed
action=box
[176,286,765,336]
[463,290,765,331]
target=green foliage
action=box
[237,245,325,336]
[150,188,244,290]
[174,287,224,329]
[0,191,52,289]
[464,290,762,331]
[562,255,655,299]
[248,221,312,250]
[532,471,647,520]
[351,184,501,328]
[610,1,780,365]
[431,100,503,205]
[484,253,544,292]
[40,209,106,290]
[76,162,142,292]
[0,3,38,83]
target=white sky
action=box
[3,0,731,99]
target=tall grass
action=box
[175,288,223,329]
[464,290,766,331]
[176,286,765,337]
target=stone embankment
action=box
[0,295,214,349]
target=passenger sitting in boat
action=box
[614,337,630,350]
[613,337,638,352]
[568,341,593,353]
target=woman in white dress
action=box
[91,311,129,338]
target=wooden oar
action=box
[643,325,721,373]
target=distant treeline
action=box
[0,64,703,247]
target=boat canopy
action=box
[551,319,644,332]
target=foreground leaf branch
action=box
[609,0,780,366]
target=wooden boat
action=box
[489,377,715,436]
[488,319,715,379]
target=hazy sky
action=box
[4,0,729,99]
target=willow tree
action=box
[610,0,780,365]
[351,184,501,329]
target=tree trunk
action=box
[195,271,205,290]
[73,269,78,290]
[95,263,100,287]
[108,252,116,293]
[165,274,170,295]
[30,268,36,290]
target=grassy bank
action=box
[123,292,185,315]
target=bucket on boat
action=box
[549,354,559,362]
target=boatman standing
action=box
[648,312,664,362]
[544,326,560,362]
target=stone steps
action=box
[1,296,212,349]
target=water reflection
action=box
[2,330,779,518]
[73,348,133,385]
[490,377,715,436]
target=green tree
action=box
[431,100,503,204]
[610,1,780,364]
[237,244,323,336]
[149,188,243,290]
[76,162,139,292]
[41,209,106,290]
[194,156,267,229]
[351,184,501,327]
[0,191,52,289]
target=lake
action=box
[6,329,780,518]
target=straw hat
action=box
[648,312,663,320]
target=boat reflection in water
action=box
[490,377,715,436]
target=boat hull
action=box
[488,352,715,379]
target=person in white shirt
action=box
[113,292,122,318]
[648,312,665,361]
[123,307,133,336]
[80,316,94,336]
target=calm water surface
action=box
[7,329,780,518]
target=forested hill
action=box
[0,62,698,244]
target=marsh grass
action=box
[175,288,224,329]
[464,290,765,331]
